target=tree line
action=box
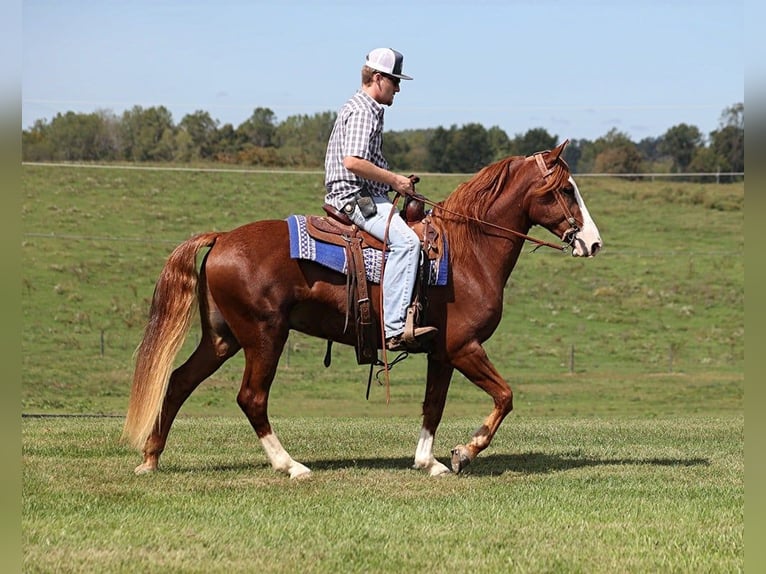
[22,102,744,179]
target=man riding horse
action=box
[323,47,437,353]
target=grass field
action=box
[21,165,743,416]
[23,415,743,573]
[21,164,744,571]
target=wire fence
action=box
[21,161,744,181]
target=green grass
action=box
[21,165,743,416]
[23,415,743,573]
[21,164,743,572]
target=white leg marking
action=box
[260,433,311,479]
[413,428,451,476]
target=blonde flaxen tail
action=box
[122,232,220,450]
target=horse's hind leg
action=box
[136,285,241,474]
[135,333,239,474]
[236,324,311,479]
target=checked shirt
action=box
[324,90,390,210]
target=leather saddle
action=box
[305,196,442,365]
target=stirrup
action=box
[387,326,437,352]
[402,303,437,347]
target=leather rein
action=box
[408,154,582,253]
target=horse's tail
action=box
[122,232,220,451]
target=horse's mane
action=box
[441,155,522,222]
[437,151,571,262]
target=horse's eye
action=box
[561,186,575,196]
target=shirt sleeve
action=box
[342,109,375,161]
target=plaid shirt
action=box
[324,90,389,209]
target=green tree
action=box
[426,126,452,172]
[487,125,511,161]
[215,123,246,161]
[592,128,643,176]
[274,111,336,167]
[563,139,586,173]
[659,123,703,172]
[448,123,492,173]
[93,109,121,160]
[45,111,117,161]
[393,128,431,171]
[120,105,176,161]
[178,110,219,160]
[509,127,558,156]
[636,136,662,163]
[383,130,413,171]
[238,107,277,148]
[570,138,599,173]
[688,146,724,180]
[710,103,744,177]
[22,119,54,161]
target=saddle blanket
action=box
[286,214,448,286]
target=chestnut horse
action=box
[123,140,602,478]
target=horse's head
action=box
[526,140,602,257]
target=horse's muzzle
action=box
[570,234,602,258]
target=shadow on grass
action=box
[462,452,710,476]
[306,452,710,476]
[187,452,709,476]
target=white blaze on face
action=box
[569,176,602,257]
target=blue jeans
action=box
[348,195,420,339]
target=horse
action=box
[123,140,602,478]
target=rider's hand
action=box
[391,174,416,197]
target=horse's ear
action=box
[550,139,570,161]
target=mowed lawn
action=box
[23,415,742,573]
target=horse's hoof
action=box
[451,445,472,474]
[430,462,452,477]
[288,464,312,480]
[415,459,452,476]
[134,461,157,475]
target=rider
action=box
[324,48,437,352]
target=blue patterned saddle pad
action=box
[286,215,448,286]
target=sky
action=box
[21,0,746,143]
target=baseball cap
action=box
[365,48,413,80]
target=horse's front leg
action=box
[449,342,513,473]
[413,358,454,476]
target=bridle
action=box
[404,152,584,253]
[533,152,582,250]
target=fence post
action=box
[285,336,290,368]
[100,330,105,356]
[668,345,674,373]
[569,344,575,374]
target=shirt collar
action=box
[355,89,385,118]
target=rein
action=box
[407,157,570,252]
[427,199,566,252]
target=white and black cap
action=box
[365,48,413,80]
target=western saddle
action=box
[305,195,441,364]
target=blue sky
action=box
[22,0,744,142]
